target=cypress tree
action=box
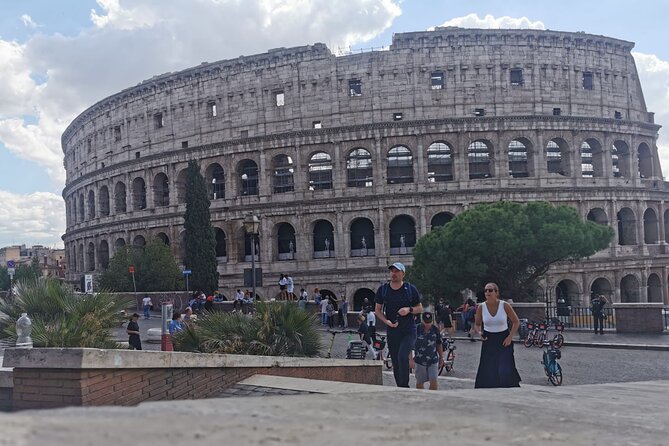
[184,160,219,294]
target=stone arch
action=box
[546,138,569,176]
[621,274,640,302]
[114,181,127,213]
[555,279,580,306]
[587,208,608,225]
[86,242,95,271]
[214,227,227,259]
[387,145,413,184]
[131,177,146,210]
[205,163,225,200]
[617,207,636,245]
[313,219,335,258]
[78,193,85,222]
[271,154,294,194]
[308,151,333,190]
[643,208,659,244]
[580,138,603,178]
[590,277,613,301]
[347,147,373,188]
[115,238,126,250]
[468,140,492,179]
[99,186,110,217]
[638,142,653,178]
[175,168,188,203]
[87,190,96,220]
[647,273,662,302]
[612,140,631,178]
[98,240,109,269]
[389,215,416,254]
[153,172,169,207]
[78,243,84,273]
[350,218,375,257]
[238,159,259,196]
[508,137,532,178]
[277,222,296,260]
[353,288,376,311]
[155,232,170,245]
[133,235,146,249]
[427,141,453,182]
[431,212,454,230]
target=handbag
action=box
[600,311,607,320]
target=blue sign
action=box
[182,269,192,275]
[7,260,15,268]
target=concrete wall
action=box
[613,303,665,333]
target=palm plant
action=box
[173,302,322,357]
[0,277,130,348]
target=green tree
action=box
[409,201,614,302]
[98,245,136,291]
[183,160,218,294]
[14,257,42,284]
[0,267,9,291]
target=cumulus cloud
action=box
[634,52,669,178]
[0,191,65,248]
[430,13,546,30]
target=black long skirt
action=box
[474,329,521,388]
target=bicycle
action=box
[524,322,538,348]
[541,340,563,386]
[372,334,392,369]
[325,329,358,359]
[552,322,565,349]
[438,338,456,375]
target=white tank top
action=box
[482,301,508,333]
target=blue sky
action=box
[1,0,668,248]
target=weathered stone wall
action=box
[613,303,665,333]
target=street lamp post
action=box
[243,213,260,300]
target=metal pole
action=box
[186,274,189,293]
[131,271,138,311]
[251,233,256,301]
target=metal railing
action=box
[546,304,616,330]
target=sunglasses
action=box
[484,288,497,293]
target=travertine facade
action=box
[61,28,669,308]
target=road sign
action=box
[182,269,192,275]
[84,274,93,293]
[7,268,15,276]
[129,266,135,273]
[6,260,15,268]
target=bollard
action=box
[16,313,33,348]
[161,302,174,351]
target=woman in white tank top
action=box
[473,282,521,388]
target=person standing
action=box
[169,312,184,335]
[142,295,152,320]
[326,298,335,329]
[320,295,329,325]
[435,298,454,337]
[591,293,609,335]
[278,274,288,300]
[286,274,295,300]
[409,312,444,390]
[127,313,142,350]
[473,283,521,388]
[375,262,423,388]
[341,296,349,328]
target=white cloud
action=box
[431,13,545,30]
[0,191,65,248]
[634,52,669,179]
[20,14,39,29]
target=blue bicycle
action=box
[541,340,563,386]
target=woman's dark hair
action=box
[172,311,181,320]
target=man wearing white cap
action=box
[375,262,423,388]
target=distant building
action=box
[0,245,66,279]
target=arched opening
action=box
[87,242,95,271]
[131,177,147,210]
[153,172,169,207]
[115,238,126,250]
[272,155,294,193]
[643,208,659,244]
[647,273,662,302]
[347,148,373,188]
[555,279,579,307]
[581,138,603,178]
[78,193,85,222]
[617,208,637,245]
[427,141,453,182]
[214,228,227,259]
[78,243,84,273]
[387,145,413,184]
[244,232,260,262]
[313,220,335,258]
[587,208,608,225]
[87,190,96,220]
[353,288,376,311]
[546,139,568,176]
[389,215,416,254]
[431,212,454,230]
[591,278,613,302]
[508,139,530,178]
[277,223,296,260]
[239,160,259,196]
[175,169,188,203]
[638,143,653,178]
[580,141,593,178]
[155,232,170,246]
[114,182,127,213]
[612,140,630,178]
[308,152,333,190]
[350,218,375,257]
[98,240,109,269]
[205,163,225,200]
[99,186,110,217]
[133,235,146,250]
[468,140,492,179]
[621,274,640,302]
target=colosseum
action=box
[62,27,669,309]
